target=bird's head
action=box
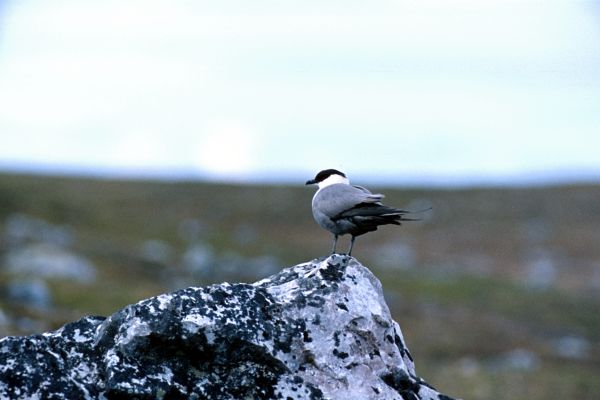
[306,169,349,188]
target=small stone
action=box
[6,279,52,309]
[4,243,96,283]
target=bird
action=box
[306,168,416,256]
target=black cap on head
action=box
[306,169,346,185]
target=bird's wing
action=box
[334,203,410,219]
[352,185,386,201]
[352,185,370,193]
[315,184,382,218]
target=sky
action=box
[0,0,599,185]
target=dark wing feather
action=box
[332,203,418,233]
[330,202,416,235]
[332,203,415,230]
[333,203,412,220]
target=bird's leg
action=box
[331,235,338,254]
[348,236,356,256]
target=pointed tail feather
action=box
[333,203,431,225]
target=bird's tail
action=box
[386,206,432,222]
[335,204,431,234]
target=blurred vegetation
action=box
[0,171,599,400]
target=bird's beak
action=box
[305,179,317,185]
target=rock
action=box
[374,242,417,270]
[522,249,558,289]
[3,213,74,247]
[139,239,175,265]
[553,335,590,360]
[5,279,52,310]
[4,243,96,283]
[177,218,207,242]
[0,309,9,336]
[181,242,216,277]
[0,255,455,400]
[490,348,540,372]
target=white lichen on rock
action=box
[0,255,455,400]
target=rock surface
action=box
[0,255,455,400]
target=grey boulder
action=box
[0,255,455,400]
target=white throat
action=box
[317,174,350,190]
